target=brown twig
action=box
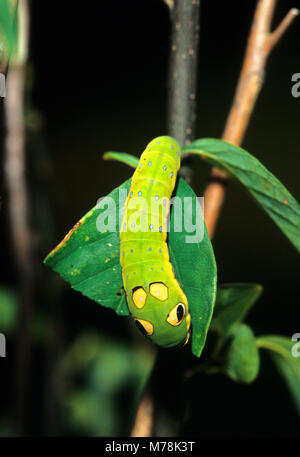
[204,0,299,238]
[265,7,299,55]
[130,387,155,437]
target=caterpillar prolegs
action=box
[120,136,191,348]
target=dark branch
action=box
[167,0,200,183]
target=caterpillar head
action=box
[129,281,191,349]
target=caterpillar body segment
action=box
[120,136,191,348]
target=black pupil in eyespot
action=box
[176,304,184,322]
[135,320,148,337]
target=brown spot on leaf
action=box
[49,221,82,255]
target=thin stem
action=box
[130,388,155,437]
[4,0,32,434]
[168,0,200,183]
[203,0,298,239]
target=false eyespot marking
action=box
[132,287,147,309]
[167,303,186,326]
[135,318,154,336]
[149,282,168,301]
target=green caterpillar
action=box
[120,136,191,348]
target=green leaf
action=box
[256,335,300,413]
[0,0,18,60]
[44,178,217,357]
[0,287,17,333]
[44,180,131,316]
[103,151,139,169]
[168,178,217,357]
[211,283,263,339]
[225,324,260,384]
[182,139,300,253]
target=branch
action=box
[203,0,299,238]
[130,389,154,437]
[4,0,32,434]
[167,0,200,183]
[265,7,299,55]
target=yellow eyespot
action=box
[149,282,168,301]
[166,303,186,327]
[132,287,147,309]
[135,318,154,336]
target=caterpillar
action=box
[120,136,191,348]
